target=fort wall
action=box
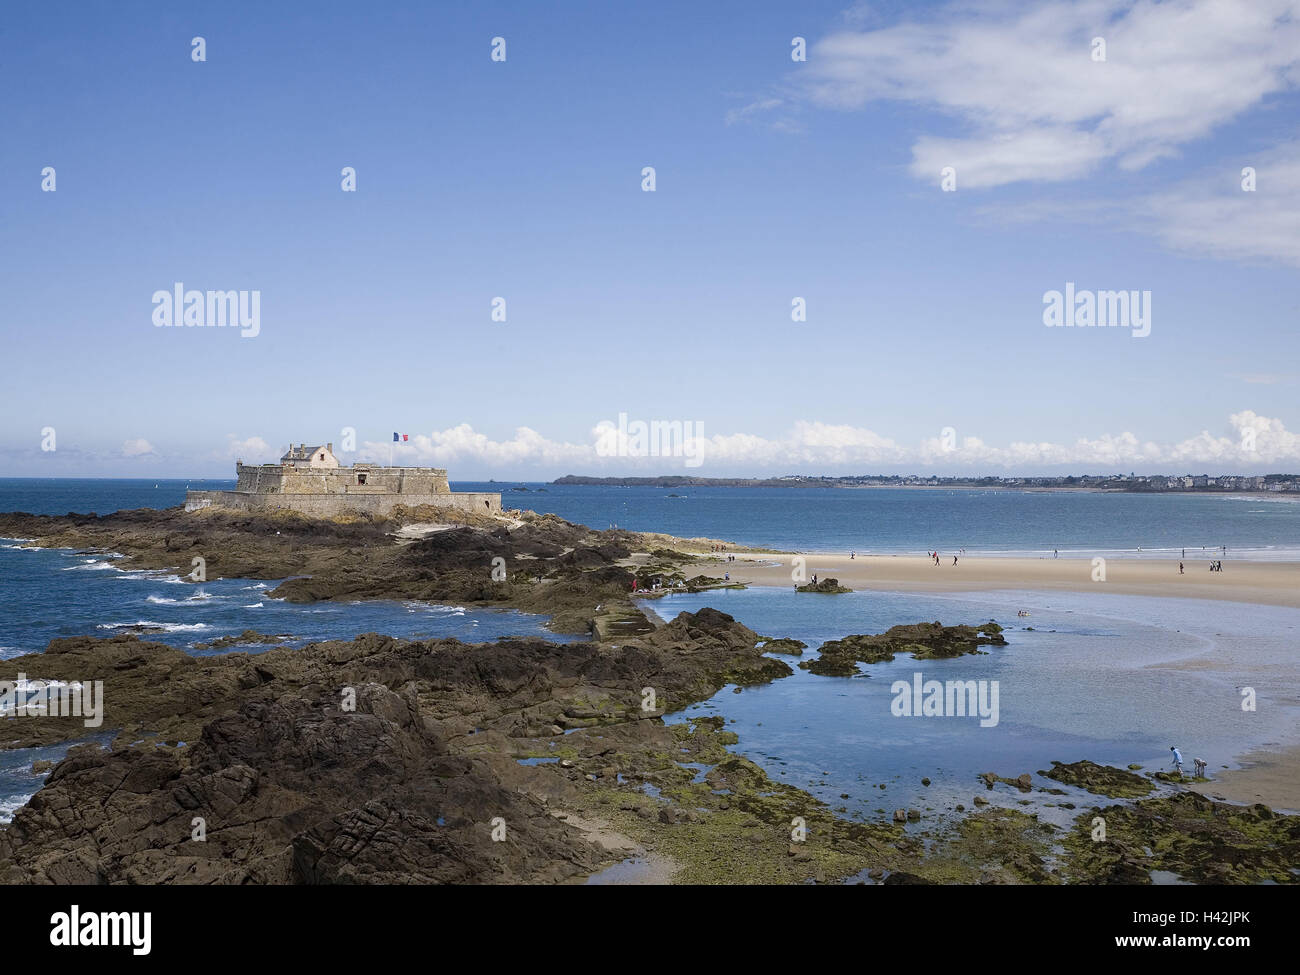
[184,490,502,517]
[233,463,451,496]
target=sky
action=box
[1,0,1298,478]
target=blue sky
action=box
[2,0,1298,478]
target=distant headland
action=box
[554,473,1300,493]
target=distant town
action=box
[554,473,1300,492]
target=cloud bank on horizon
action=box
[5,412,1296,478]
[319,410,1297,477]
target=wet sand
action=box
[1191,745,1300,813]
[701,552,1300,610]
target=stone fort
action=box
[184,442,502,517]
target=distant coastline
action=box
[554,474,1300,494]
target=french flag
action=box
[392,432,409,442]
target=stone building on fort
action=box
[185,442,501,517]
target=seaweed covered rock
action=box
[798,655,860,677]
[805,621,1006,676]
[1039,760,1154,799]
[758,638,807,656]
[796,577,852,593]
[1063,792,1300,884]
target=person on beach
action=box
[952,555,958,566]
[1170,746,1183,774]
[1179,562,1184,574]
[1193,757,1207,778]
[1054,549,1058,558]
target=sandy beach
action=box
[696,551,1300,610]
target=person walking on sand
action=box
[1170,746,1183,775]
[952,555,958,566]
[1179,561,1184,574]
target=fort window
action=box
[357,474,367,485]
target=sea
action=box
[3,478,1299,833]
[2,477,1297,559]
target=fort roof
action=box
[281,443,331,463]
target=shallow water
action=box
[644,587,1300,823]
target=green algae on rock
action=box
[923,808,1060,885]
[757,637,807,656]
[1061,792,1300,885]
[1039,760,1155,799]
[799,621,1007,678]
[796,577,852,593]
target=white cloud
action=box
[1231,372,1295,385]
[357,412,1300,475]
[783,0,1300,189]
[219,436,274,463]
[970,138,1300,268]
[724,97,785,126]
[122,438,155,457]
[362,425,592,469]
[731,2,1300,266]
[1141,141,1300,267]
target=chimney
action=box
[327,443,333,452]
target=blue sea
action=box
[2,477,1299,558]
[3,478,1299,829]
